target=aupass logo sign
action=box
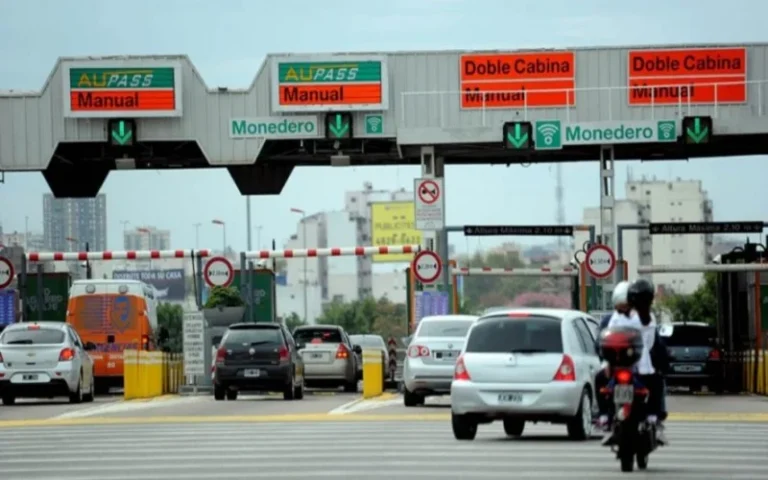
[229,116,320,139]
[534,120,677,149]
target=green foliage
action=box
[454,250,569,311]
[659,272,718,324]
[204,286,245,309]
[156,303,183,353]
[316,297,408,339]
[282,312,306,331]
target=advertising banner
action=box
[112,269,186,301]
[370,201,421,263]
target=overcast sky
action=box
[1,0,767,253]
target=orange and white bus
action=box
[65,279,158,393]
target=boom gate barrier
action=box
[21,249,210,398]
[241,244,421,399]
[637,262,768,395]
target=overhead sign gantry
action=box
[0,45,764,197]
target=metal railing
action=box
[399,79,764,128]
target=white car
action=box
[450,308,601,441]
[0,322,97,405]
[403,315,478,406]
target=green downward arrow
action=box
[506,123,529,148]
[111,121,133,145]
[686,117,709,144]
[328,114,349,138]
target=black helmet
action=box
[627,278,655,309]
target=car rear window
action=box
[350,336,385,348]
[294,328,342,344]
[465,317,563,353]
[417,320,474,337]
[667,325,716,347]
[1,328,66,345]
[223,327,283,346]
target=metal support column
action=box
[419,146,451,292]
[599,147,616,253]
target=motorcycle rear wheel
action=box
[617,424,635,472]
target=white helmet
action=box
[612,281,630,307]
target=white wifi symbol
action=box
[658,122,675,139]
[367,116,382,132]
[537,124,559,145]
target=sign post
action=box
[183,310,205,393]
[414,178,445,231]
[204,256,234,288]
[0,256,14,290]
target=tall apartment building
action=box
[124,226,171,251]
[576,177,712,295]
[43,194,107,252]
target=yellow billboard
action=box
[370,201,422,263]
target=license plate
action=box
[310,353,324,359]
[674,364,703,373]
[436,350,459,359]
[613,385,634,404]
[243,369,261,378]
[22,374,39,381]
[498,392,523,403]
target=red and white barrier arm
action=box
[244,244,420,259]
[452,267,578,277]
[26,249,212,262]
[638,264,768,274]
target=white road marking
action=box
[54,397,206,419]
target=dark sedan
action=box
[665,322,724,393]
[212,323,305,401]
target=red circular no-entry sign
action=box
[203,256,234,288]
[417,179,441,205]
[585,244,617,279]
[412,250,442,284]
[0,256,14,290]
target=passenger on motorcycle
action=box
[597,279,669,446]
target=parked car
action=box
[349,334,389,384]
[665,321,724,393]
[450,309,601,441]
[403,314,478,406]
[293,325,361,392]
[0,321,97,405]
[212,323,304,401]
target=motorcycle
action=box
[601,367,658,472]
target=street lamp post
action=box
[290,208,308,323]
[193,223,202,249]
[255,225,263,251]
[212,219,226,256]
[120,220,130,249]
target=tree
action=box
[659,272,718,324]
[204,286,245,308]
[157,303,183,353]
[316,297,407,338]
[283,312,306,332]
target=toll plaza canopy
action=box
[1,43,768,196]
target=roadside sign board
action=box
[649,221,763,234]
[534,120,678,150]
[0,256,14,290]
[585,244,617,279]
[412,250,442,285]
[203,256,234,288]
[414,177,445,231]
[183,310,205,376]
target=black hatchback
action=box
[212,323,305,401]
[665,322,724,393]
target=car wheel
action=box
[566,388,593,441]
[503,418,525,437]
[451,413,478,440]
[294,376,305,400]
[403,388,422,407]
[83,373,95,403]
[343,379,358,393]
[226,389,238,401]
[284,373,297,400]
[1,394,15,406]
[213,385,226,401]
[69,377,83,404]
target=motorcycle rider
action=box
[599,278,669,446]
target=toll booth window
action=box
[294,328,342,344]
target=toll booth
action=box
[716,246,768,393]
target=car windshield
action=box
[350,335,385,348]
[667,325,717,347]
[0,328,66,345]
[294,328,342,344]
[223,327,283,347]
[417,319,474,338]
[465,316,563,353]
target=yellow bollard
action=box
[362,349,384,399]
[123,349,139,400]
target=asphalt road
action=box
[1,419,766,479]
[0,394,123,421]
